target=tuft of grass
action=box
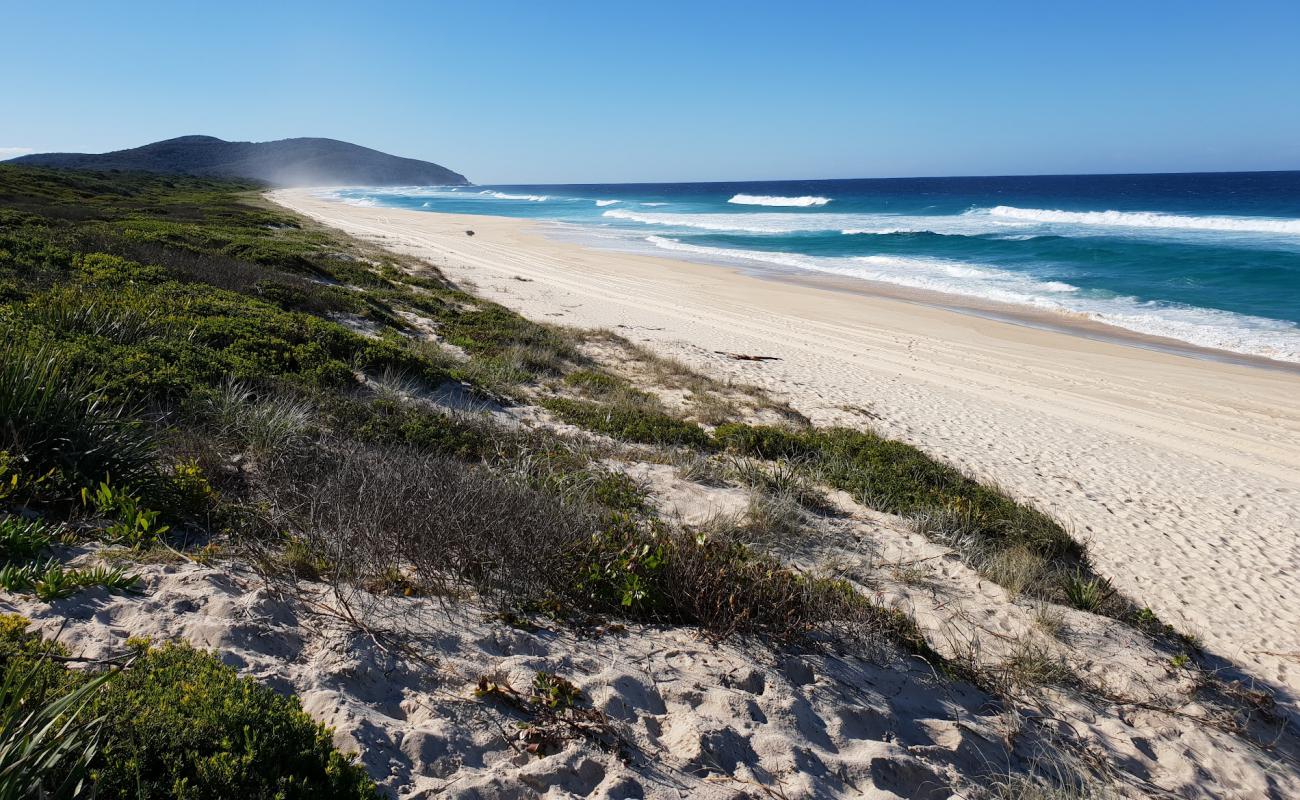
[0,517,57,562]
[999,638,1075,692]
[366,365,426,402]
[0,558,138,600]
[984,762,1116,800]
[725,456,832,513]
[1062,570,1114,612]
[206,379,316,463]
[0,338,164,503]
[686,391,740,426]
[0,649,115,799]
[562,369,626,395]
[23,285,172,345]
[980,546,1050,597]
[669,450,729,486]
[742,492,807,541]
[1033,603,1068,638]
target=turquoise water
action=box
[326,172,1300,363]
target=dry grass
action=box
[667,450,729,486]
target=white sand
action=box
[271,189,1300,711]
[9,543,1296,799]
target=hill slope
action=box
[10,135,469,186]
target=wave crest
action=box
[728,193,831,207]
[982,206,1300,235]
[595,199,620,206]
[480,190,549,201]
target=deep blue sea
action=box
[326,172,1300,363]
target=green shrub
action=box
[562,369,626,395]
[541,397,711,447]
[81,481,171,550]
[713,423,812,460]
[589,471,649,513]
[0,617,378,800]
[325,395,488,460]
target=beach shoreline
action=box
[543,219,1300,374]
[270,188,1300,705]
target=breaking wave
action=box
[981,206,1300,235]
[480,191,549,201]
[728,194,831,207]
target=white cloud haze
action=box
[0,147,36,161]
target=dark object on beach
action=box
[466,230,476,236]
[11,134,470,187]
[715,351,781,361]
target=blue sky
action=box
[3,1,1299,183]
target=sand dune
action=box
[271,189,1300,713]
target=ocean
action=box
[325,171,1300,363]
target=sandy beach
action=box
[272,188,1300,707]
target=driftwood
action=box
[714,351,781,362]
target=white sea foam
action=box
[605,209,817,232]
[608,204,1300,244]
[605,208,1022,237]
[479,190,550,201]
[981,206,1300,235]
[595,199,620,206]
[640,235,1300,362]
[728,193,831,207]
[336,196,377,207]
[641,202,669,206]
[841,228,929,235]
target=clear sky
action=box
[3,0,1299,184]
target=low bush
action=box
[542,397,711,447]
[324,395,488,461]
[269,442,904,645]
[269,443,600,604]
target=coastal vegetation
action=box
[0,615,377,799]
[0,164,1276,798]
